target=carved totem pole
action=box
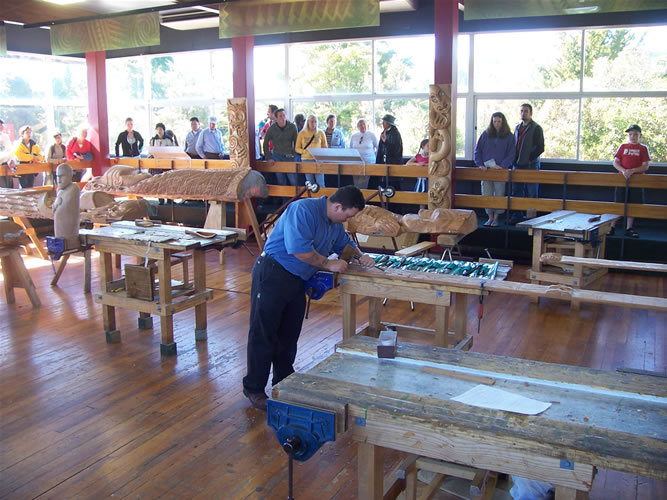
[428,84,455,209]
[227,97,250,169]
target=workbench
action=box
[270,336,667,500]
[518,210,620,310]
[339,259,509,350]
[81,221,240,355]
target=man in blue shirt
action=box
[184,117,202,159]
[196,116,226,159]
[242,186,375,410]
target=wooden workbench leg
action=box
[453,293,467,345]
[554,486,589,500]
[193,249,207,341]
[83,249,91,294]
[8,251,40,308]
[342,292,356,340]
[50,254,70,286]
[435,304,449,347]
[404,457,417,500]
[158,252,176,355]
[368,297,382,338]
[244,198,264,252]
[530,229,544,304]
[99,252,120,342]
[1,254,16,304]
[219,248,226,265]
[358,442,384,500]
[132,256,153,330]
[13,216,49,260]
[571,241,585,312]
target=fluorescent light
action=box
[42,0,85,5]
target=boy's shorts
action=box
[614,186,645,204]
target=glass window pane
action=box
[474,31,581,92]
[255,45,286,99]
[457,34,469,93]
[293,101,372,145]
[0,54,49,99]
[54,106,88,141]
[52,57,87,101]
[212,103,230,151]
[106,57,144,101]
[583,27,667,91]
[375,36,434,94]
[151,105,212,150]
[151,52,212,100]
[289,41,372,96]
[212,49,234,100]
[581,97,667,162]
[255,100,286,131]
[375,98,429,157]
[456,97,466,157]
[107,104,147,155]
[1,105,48,148]
[476,99,578,159]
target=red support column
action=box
[434,0,459,206]
[85,51,109,176]
[232,36,256,167]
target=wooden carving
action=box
[400,208,477,236]
[228,97,250,169]
[53,163,80,250]
[0,188,54,219]
[81,199,150,224]
[346,205,402,237]
[428,84,454,210]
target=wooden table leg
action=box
[530,229,544,304]
[570,241,585,311]
[133,256,153,330]
[1,253,16,304]
[244,198,264,252]
[435,304,449,347]
[555,486,589,500]
[193,248,207,341]
[83,248,91,294]
[100,251,119,343]
[342,292,356,340]
[13,216,49,260]
[9,250,41,308]
[453,293,467,344]
[157,250,176,355]
[50,254,70,286]
[358,442,384,500]
[368,297,382,338]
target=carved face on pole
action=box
[56,163,74,190]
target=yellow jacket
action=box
[15,140,44,163]
[295,130,327,160]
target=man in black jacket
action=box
[510,103,544,223]
[376,114,403,165]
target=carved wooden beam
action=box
[428,84,454,210]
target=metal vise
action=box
[46,236,66,261]
[303,270,338,301]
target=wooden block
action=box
[395,241,436,257]
[420,365,496,385]
[124,264,155,301]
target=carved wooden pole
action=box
[227,97,250,169]
[428,84,455,209]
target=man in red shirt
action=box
[611,124,650,238]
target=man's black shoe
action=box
[608,226,615,236]
[243,387,268,411]
[625,228,639,238]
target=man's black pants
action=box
[242,253,306,394]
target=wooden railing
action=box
[0,159,92,185]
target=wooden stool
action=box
[0,246,40,308]
[437,234,464,260]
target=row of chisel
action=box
[370,254,499,279]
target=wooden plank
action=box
[193,249,207,334]
[157,250,174,347]
[99,251,116,333]
[340,277,451,307]
[268,185,428,205]
[368,297,382,338]
[542,254,667,273]
[342,292,356,340]
[417,472,445,500]
[7,249,40,307]
[420,365,495,385]
[434,305,449,347]
[415,457,478,480]
[395,242,436,257]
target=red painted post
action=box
[434,0,459,206]
[232,36,256,168]
[85,51,109,176]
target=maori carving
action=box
[227,98,250,169]
[346,205,402,237]
[428,84,454,210]
[0,188,54,219]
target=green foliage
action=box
[1,106,47,147]
[151,56,174,99]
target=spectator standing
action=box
[295,114,327,187]
[610,124,650,238]
[407,139,431,193]
[509,103,544,223]
[184,117,202,159]
[293,113,306,133]
[14,125,43,188]
[264,108,298,186]
[196,116,225,159]
[259,104,278,157]
[115,117,143,157]
[45,132,67,185]
[0,119,18,188]
[349,118,378,189]
[324,114,345,148]
[474,112,516,227]
[149,122,174,148]
[376,114,403,165]
[67,126,94,160]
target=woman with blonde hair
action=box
[295,114,327,187]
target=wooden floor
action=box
[1,244,665,499]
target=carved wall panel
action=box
[428,84,454,210]
[227,97,250,169]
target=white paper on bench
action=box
[451,384,552,415]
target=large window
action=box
[0,53,87,151]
